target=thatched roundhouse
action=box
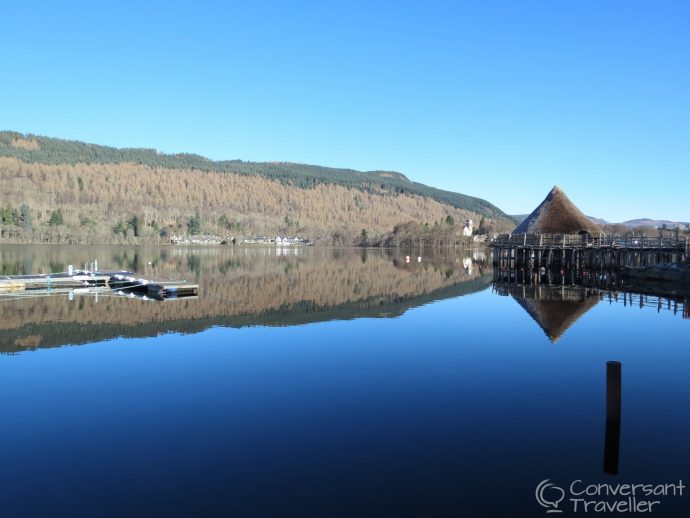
[513,186,602,235]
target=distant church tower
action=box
[463,219,474,236]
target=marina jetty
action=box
[0,264,198,300]
[493,186,689,271]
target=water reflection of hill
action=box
[0,246,491,353]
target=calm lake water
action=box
[1,245,688,517]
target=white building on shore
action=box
[462,219,474,237]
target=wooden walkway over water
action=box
[493,233,689,270]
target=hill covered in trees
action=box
[0,131,516,244]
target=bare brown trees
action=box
[0,157,508,244]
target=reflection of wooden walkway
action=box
[494,280,689,343]
[494,278,689,324]
[601,290,689,318]
[493,233,688,270]
[493,283,600,342]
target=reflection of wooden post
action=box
[604,361,622,475]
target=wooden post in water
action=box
[604,361,622,475]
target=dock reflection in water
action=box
[494,283,601,342]
[493,268,689,343]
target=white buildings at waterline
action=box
[171,234,313,246]
[242,236,313,246]
[170,234,225,245]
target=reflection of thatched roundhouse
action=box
[513,186,602,236]
[506,284,600,342]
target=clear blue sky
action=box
[1,1,688,221]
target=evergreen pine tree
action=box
[19,204,32,231]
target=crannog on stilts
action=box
[492,186,689,271]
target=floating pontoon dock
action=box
[108,272,200,298]
[0,268,199,300]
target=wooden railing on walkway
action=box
[492,233,689,251]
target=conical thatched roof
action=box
[508,285,600,342]
[513,186,602,235]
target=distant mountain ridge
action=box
[588,217,689,230]
[617,218,689,229]
[512,215,688,231]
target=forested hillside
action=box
[0,131,516,244]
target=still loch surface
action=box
[1,245,688,517]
